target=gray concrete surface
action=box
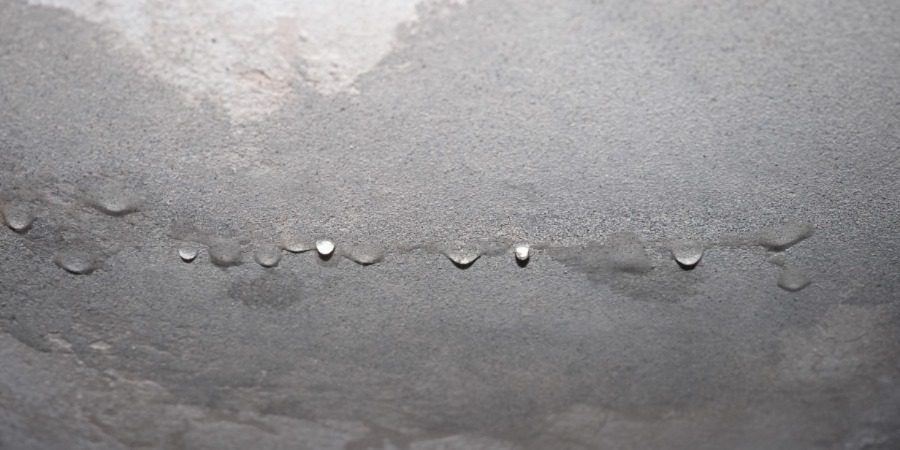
[1,0,899,448]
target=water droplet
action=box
[442,242,480,268]
[2,203,34,233]
[767,253,786,267]
[756,222,814,251]
[778,267,811,292]
[54,251,97,275]
[316,239,335,257]
[280,233,313,253]
[281,238,314,253]
[670,240,703,269]
[514,244,530,262]
[88,185,141,216]
[208,239,242,267]
[344,244,384,265]
[178,247,198,262]
[254,245,282,268]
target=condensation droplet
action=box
[54,251,97,275]
[778,267,811,292]
[345,245,384,266]
[254,245,282,268]
[316,239,335,257]
[767,253,786,267]
[442,243,481,268]
[756,222,815,251]
[209,239,242,267]
[178,247,198,262]
[1,203,34,233]
[280,233,313,253]
[282,239,314,253]
[670,240,703,269]
[88,185,142,217]
[514,244,530,262]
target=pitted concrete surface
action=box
[1,0,899,449]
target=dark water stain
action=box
[548,233,702,302]
[548,232,653,277]
[228,272,304,309]
[344,422,418,450]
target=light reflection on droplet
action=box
[316,239,335,257]
[178,247,198,262]
[514,244,530,262]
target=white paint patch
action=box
[29,0,465,121]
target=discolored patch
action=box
[28,0,469,122]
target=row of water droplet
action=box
[2,197,813,292]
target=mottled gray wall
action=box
[1,0,899,449]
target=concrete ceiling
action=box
[1,0,899,448]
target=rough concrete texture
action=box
[1,0,899,448]
[26,0,467,121]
